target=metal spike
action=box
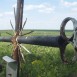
[22,18,27,30]
[10,20,15,33]
[14,7,16,26]
[19,18,27,35]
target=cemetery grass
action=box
[0,30,77,77]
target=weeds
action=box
[0,30,76,77]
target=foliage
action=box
[0,30,76,77]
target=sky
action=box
[0,0,77,30]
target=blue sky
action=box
[0,0,77,30]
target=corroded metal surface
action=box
[15,0,24,32]
[18,36,68,47]
[11,32,20,61]
[0,36,68,47]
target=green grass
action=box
[0,29,73,36]
[0,30,76,77]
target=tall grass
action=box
[0,30,77,77]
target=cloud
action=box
[4,12,13,15]
[0,11,13,18]
[61,0,77,13]
[71,8,77,12]
[12,4,16,8]
[61,0,77,7]
[12,3,55,13]
[24,4,55,13]
[0,13,3,17]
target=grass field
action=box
[0,30,77,77]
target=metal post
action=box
[13,0,24,77]
[15,0,24,32]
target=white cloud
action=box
[71,8,77,12]
[4,12,13,15]
[24,5,35,11]
[0,11,13,18]
[61,0,77,7]
[24,4,55,13]
[38,7,54,13]
[0,13,3,17]
[12,3,55,13]
[12,4,16,8]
